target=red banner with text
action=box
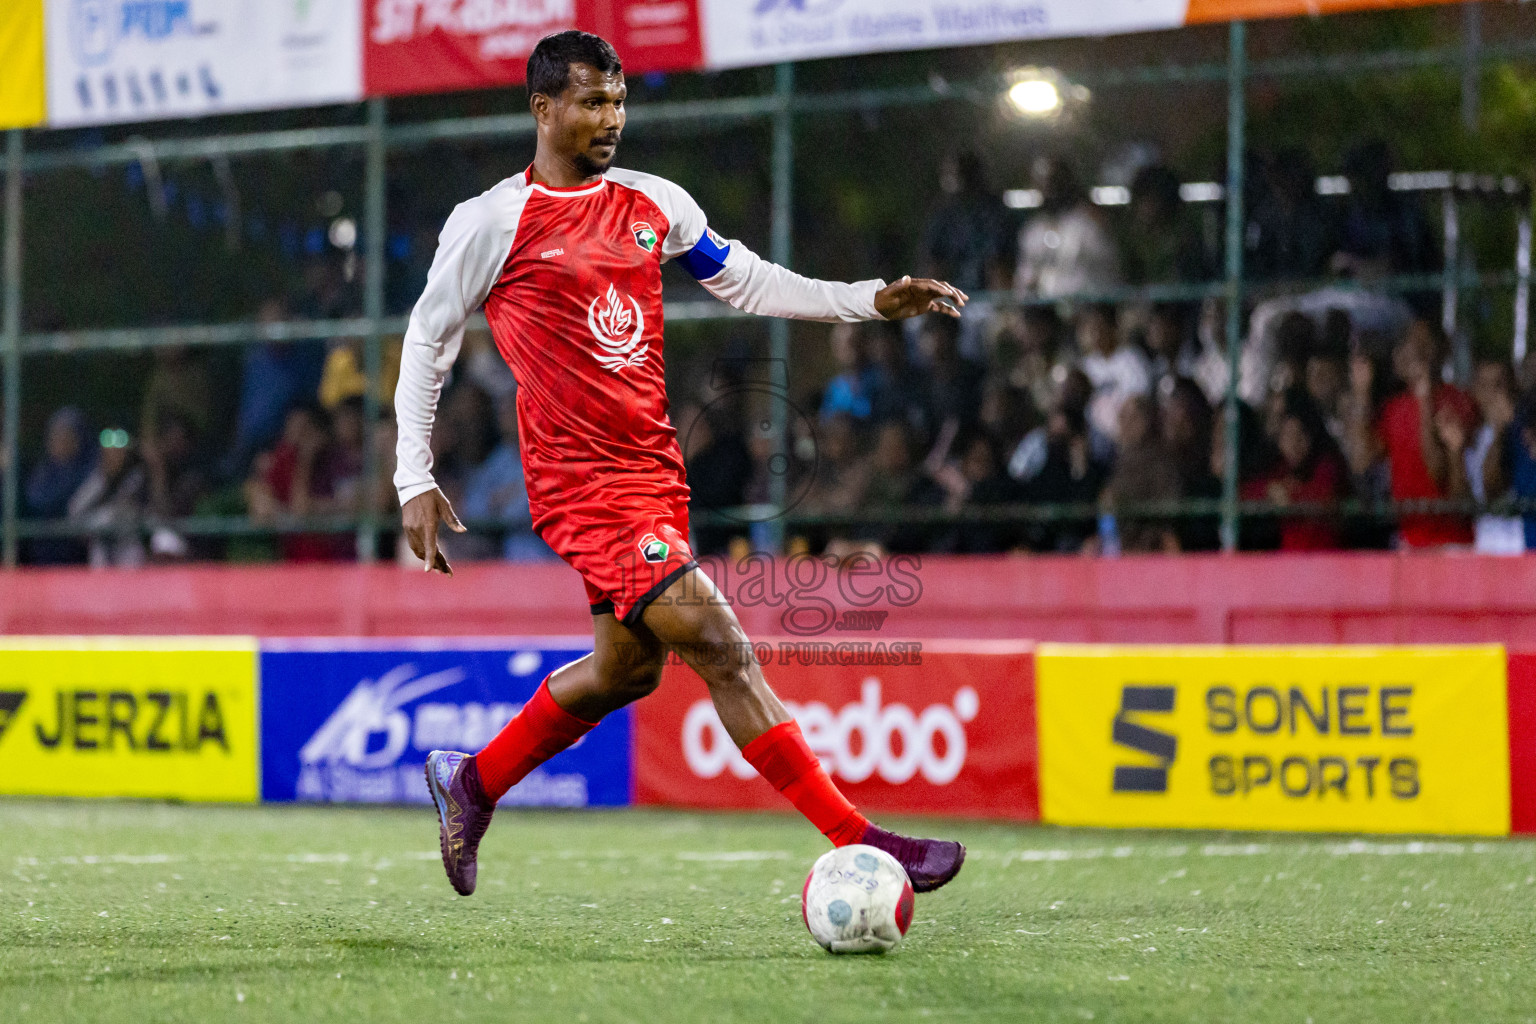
[363,0,702,97]
[634,642,1039,821]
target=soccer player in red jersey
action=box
[400,31,970,897]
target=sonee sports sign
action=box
[1036,644,1510,836]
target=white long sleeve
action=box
[393,185,523,506]
[603,168,885,323]
[698,240,885,323]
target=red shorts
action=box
[535,490,697,626]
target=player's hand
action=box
[402,488,467,576]
[874,276,968,321]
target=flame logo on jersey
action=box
[588,283,649,372]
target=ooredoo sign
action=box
[634,643,1038,820]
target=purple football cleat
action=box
[425,750,494,896]
[858,823,966,893]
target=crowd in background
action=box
[14,140,1536,566]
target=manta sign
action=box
[259,640,631,806]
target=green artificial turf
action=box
[2,800,1535,1023]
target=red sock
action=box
[742,721,869,846]
[473,677,597,804]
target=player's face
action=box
[548,64,627,177]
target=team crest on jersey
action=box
[588,283,649,372]
[631,221,658,253]
[638,533,669,564]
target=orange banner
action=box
[1186,0,1469,24]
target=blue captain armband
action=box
[674,227,732,281]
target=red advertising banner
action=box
[634,642,1039,821]
[584,0,703,75]
[364,0,701,98]
[1508,652,1536,834]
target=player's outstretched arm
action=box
[681,231,965,325]
[402,487,467,576]
[873,276,968,321]
[394,192,516,574]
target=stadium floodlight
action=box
[1001,66,1084,122]
[1008,77,1061,117]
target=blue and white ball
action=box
[801,844,915,953]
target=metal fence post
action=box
[1516,211,1531,366]
[767,62,795,554]
[2,131,23,569]
[360,98,387,563]
[1220,21,1247,553]
[1442,189,1464,381]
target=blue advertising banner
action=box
[260,641,629,807]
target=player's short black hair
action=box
[527,31,622,98]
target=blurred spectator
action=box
[244,405,351,562]
[1332,140,1438,285]
[141,410,210,561]
[223,297,327,479]
[920,150,1012,358]
[680,394,753,557]
[67,428,147,568]
[1122,164,1206,285]
[914,315,985,436]
[1304,309,1351,443]
[864,322,927,428]
[1247,148,1331,281]
[855,420,928,553]
[1467,359,1524,554]
[1346,320,1476,548]
[430,382,498,506]
[1488,402,1536,551]
[1239,289,1412,407]
[1161,377,1221,552]
[460,390,554,562]
[1099,394,1182,553]
[326,397,369,516]
[1139,303,1201,389]
[1011,368,1112,553]
[925,430,1022,553]
[998,306,1067,418]
[318,338,403,410]
[1015,156,1122,299]
[921,150,1013,293]
[819,323,891,424]
[1245,391,1347,550]
[1075,304,1151,442]
[140,346,215,458]
[801,413,869,512]
[24,407,94,564]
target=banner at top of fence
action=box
[0,0,46,129]
[20,0,1469,129]
[44,0,363,128]
[363,0,704,98]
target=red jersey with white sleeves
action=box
[394,165,886,536]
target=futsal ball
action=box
[801,844,915,953]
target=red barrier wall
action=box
[4,552,1536,643]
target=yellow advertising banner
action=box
[0,638,260,802]
[1037,644,1509,836]
[0,0,45,130]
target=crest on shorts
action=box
[638,533,669,564]
[632,221,658,253]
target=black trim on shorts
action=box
[620,558,700,629]
[589,599,616,617]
